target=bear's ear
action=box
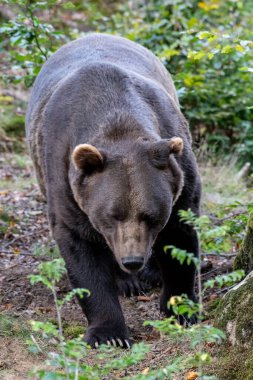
[71,144,105,173]
[168,137,184,155]
[149,137,183,169]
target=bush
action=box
[96,0,253,165]
[1,0,253,163]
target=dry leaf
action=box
[186,371,198,380]
[0,190,10,196]
[12,248,21,255]
[141,367,149,375]
[137,295,151,302]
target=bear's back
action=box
[26,33,178,129]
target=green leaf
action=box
[198,31,214,40]
[221,45,233,54]
[63,1,75,9]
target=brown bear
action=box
[26,33,201,348]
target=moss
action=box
[215,345,253,380]
[205,297,221,319]
[0,101,25,136]
[234,213,253,274]
[0,101,26,153]
[64,324,85,338]
[215,272,253,347]
[0,313,30,338]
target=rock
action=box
[216,270,253,347]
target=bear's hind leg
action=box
[138,253,162,291]
[155,223,199,325]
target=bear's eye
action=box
[110,212,126,222]
[138,212,158,228]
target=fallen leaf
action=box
[0,303,13,311]
[0,95,14,103]
[186,371,198,380]
[141,367,149,375]
[29,210,43,215]
[137,295,151,302]
[0,190,10,196]
[12,248,21,255]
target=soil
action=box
[0,151,235,379]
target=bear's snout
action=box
[121,256,144,272]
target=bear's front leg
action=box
[55,228,131,348]
[155,223,199,324]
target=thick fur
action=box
[26,33,201,347]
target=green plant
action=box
[25,206,247,380]
[0,0,69,87]
[27,259,151,379]
[95,0,253,165]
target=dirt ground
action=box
[0,150,237,380]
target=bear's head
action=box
[70,137,184,273]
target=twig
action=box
[0,249,37,257]
[215,211,246,224]
[28,8,49,60]
[237,162,251,180]
[3,229,45,248]
[203,252,237,258]
[216,285,235,295]
[201,268,218,277]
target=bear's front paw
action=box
[116,272,142,297]
[84,326,132,349]
[138,264,162,291]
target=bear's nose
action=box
[122,256,144,271]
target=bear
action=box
[26,33,201,348]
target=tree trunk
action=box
[233,212,253,274]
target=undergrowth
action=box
[25,209,249,379]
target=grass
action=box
[198,151,253,214]
[2,152,32,169]
[0,313,30,339]
[0,177,35,191]
[0,153,35,191]
[0,315,45,380]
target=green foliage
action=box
[168,295,201,319]
[2,0,253,161]
[95,0,253,165]
[204,270,245,291]
[146,316,224,348]
[178,207,252,254]
[165,245,200,268]
[27,256,229,380]
[0,0,68,86]
[29,258,67,290]
[25,201,250,378]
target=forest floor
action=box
[1,145,251,380]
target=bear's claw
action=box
[84,328,132,349]
[92,337,131,349]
